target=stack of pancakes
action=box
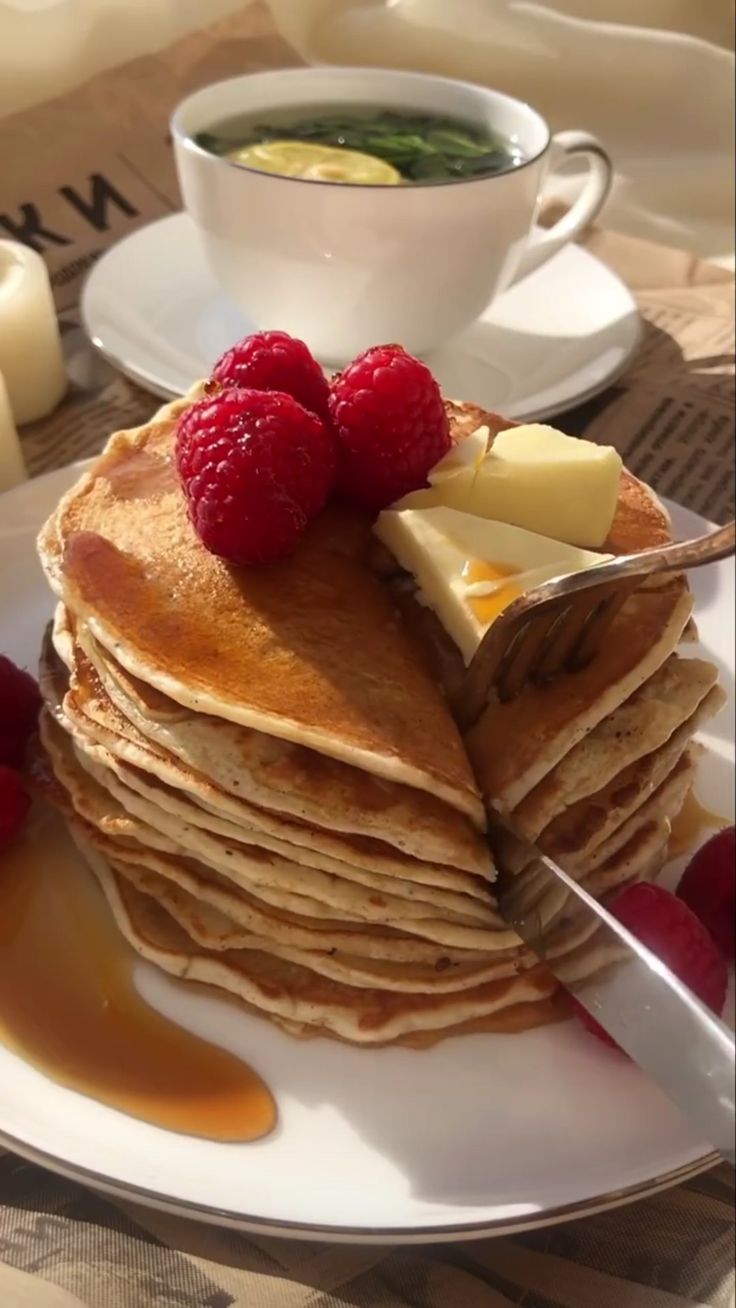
[34,389,725,1045]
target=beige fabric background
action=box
[0,1151,733,1308]
[0,0,734,260]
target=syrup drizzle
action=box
[0,810,276,1141]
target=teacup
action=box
[172,67,612,363]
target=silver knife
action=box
[490,814,736,1165]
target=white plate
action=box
[0,465,732,1243]
[81,213,641,422]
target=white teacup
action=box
[172,68,612,363]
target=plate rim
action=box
[79,211,643,421]
[0,464,729,1243]
[0,1123,718,1244]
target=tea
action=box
[195,105,524,185]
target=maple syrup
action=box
[668,786,729,858]
[0,808,276,1141]
[462,559,524,624]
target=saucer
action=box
[82,213,641,421]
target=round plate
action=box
[81,213,641,422]
[0,465,732,1243]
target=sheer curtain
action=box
[269,0,735,261]
[1,0,733,260]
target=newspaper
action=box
[0,7,733,522]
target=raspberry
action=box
[571,882,728,1051]
[0,733,25,768]
[211,331,331,422]
[175,388,336,565]
[677,827,735,960]
[329,344,451,510]
[0,655,41,767]
[0,765,30,847]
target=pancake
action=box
[32,733,511,970]
[79,838,562,1044]
[73,745,497,923]
[73,736,490,904]
[51,612,492,878]
[41,711,500,933]
[585,747,696,871]
[38,387,483,823]
[465,574,692,812]
[381,402,691,813]
[41,712,526,955]
[511,812,678,984]
[513,655,718,838]
[582,819,670,898]
[540,689,725,864]
[43,625,493,906]
[100,860,532,993]
[33,390,725,1046]
[501,795,676,942]
[71,724,492,898]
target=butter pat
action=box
[398,424,490,512]
[466,425,622,548]
[375,506,610,664]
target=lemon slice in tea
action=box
[226,140,401,185]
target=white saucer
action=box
[82,213,641,421]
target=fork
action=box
[454,519,735,726]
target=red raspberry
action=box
[677,827,735,960]
[175,388,336,565]
[0,655,41,767]
[329,344,452,510]
[571,882,728,1051]
[211,331,331,423]
[0,765,30,847]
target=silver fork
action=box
[454,519,735,726]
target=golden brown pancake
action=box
[85,843,562,1044]
[41,710,500,935]
[514,656,719,838]
[33,391,724,1045]
[38,388,482,822]
[382,404,693,812]
[49,616,492,878]
[465,575,692,811]
[539,697,722,862]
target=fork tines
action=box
[453,519,735,729]
[454,575,641,726]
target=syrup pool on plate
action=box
[0,807,276,1141]
[668,787,729,858]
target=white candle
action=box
[0,240,66,425]
[0,370,26,493]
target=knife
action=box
[489,814,736,1165]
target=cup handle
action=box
[510,130,612,285]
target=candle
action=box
[0,240,66,425]
[0,370,26,492]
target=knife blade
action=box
[490,814,735,1165]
